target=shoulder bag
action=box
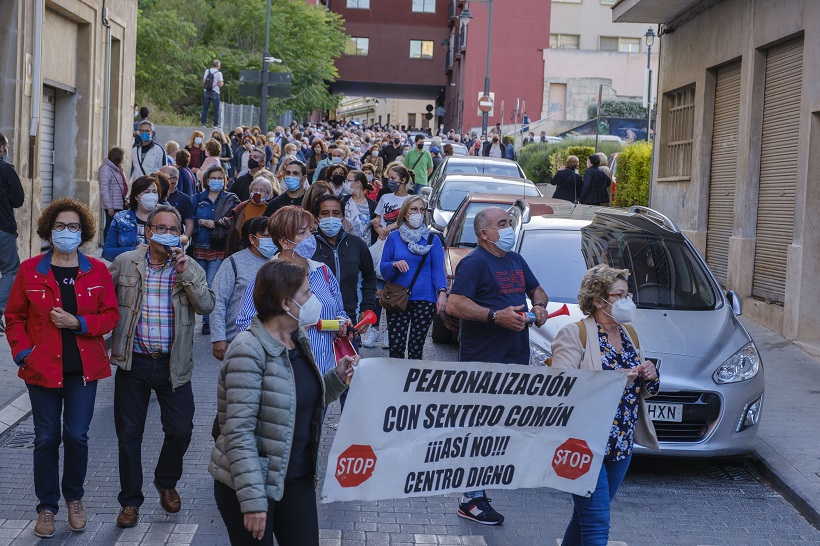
[381,235,433,313]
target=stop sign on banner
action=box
[552,438,593,480]
[336,444,377,488]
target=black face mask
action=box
[416,142,424,149]
[394,139,401,145]
[493,138,499,143]
[331,174,346,186]
[248,158,260,169]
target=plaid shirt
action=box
[134,254,177,355]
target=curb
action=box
[0,393,31,436]
[750,442,820,529]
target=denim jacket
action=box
[192,190,239,250]
[102,209,139,261]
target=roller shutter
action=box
[40,87,56,206]
[752,38,803,302]
[705,62,741,287]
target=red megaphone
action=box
[547,303,570,319]
[354,309,378,331]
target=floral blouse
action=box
[598,324,660,461]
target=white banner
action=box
[321,358,627,503]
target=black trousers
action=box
[214,475,319,546]
[386,300,437,359]
[114,353,195,508]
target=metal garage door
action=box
[705,62,742,287]
[40,87,56,206]
[753,38,803,302]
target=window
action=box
[345,37,369,56]
[659,86,696,181]
[549,34,580,49]
[409,40,434,59]
[412,0,435,13]
[600,0,617,4]
[346,0,370,8]
[600,36,641,53]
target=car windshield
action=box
[518,230,588,304]
[445,162,521,178]
[439,181,539,211]
[450,202,519,247]
[583,230,720,311]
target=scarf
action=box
[399,223,432,255]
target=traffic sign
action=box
[552,438,593,480]
[238,83,292,98]
[477,92,495,116]
[335,444,377,488]
[240,70,293,84]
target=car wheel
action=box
[431,314,454,344]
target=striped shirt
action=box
[236,259,348,373]
[135,255,176,355]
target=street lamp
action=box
[645,27,656,142]
[459,1,494,138]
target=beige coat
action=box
[108,247,216,388]
[551,315,659,451]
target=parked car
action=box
[441,200,765,456]
[427,156,526,194]
[421,174,541,232]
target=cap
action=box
[430,147,440,153]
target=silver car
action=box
[510,201,764,456]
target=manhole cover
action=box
[0,427,35,449]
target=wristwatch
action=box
[487,309,498,324]
[533,302,547,309]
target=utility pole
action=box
[260,0,272,134]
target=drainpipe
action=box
[28,0,44,180]
[102,3,112,157]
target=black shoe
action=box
[457,496,504,525]
[202,323,210,335]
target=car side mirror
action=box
[726,290,742,315]
[420,186,432,198]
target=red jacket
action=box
[5,251,120,388]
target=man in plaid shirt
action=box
[109,205,214,529]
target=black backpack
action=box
[204,69,215,90]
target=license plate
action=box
[646,402,683,422]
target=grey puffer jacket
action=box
[208,317,347,513]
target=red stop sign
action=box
[552,438,593,480]
[335,444,377,488]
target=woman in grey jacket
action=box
[209,260,357,546]
[99,146,128,239]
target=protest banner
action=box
[321,358,627,503]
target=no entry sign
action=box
[477,92,495,116]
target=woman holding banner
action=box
[209,260,357,546]
[551,264,659,546]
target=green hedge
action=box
[550,146,595,178]
[613,141,652,207]
[586,100,656,120]
[518,138,624,184]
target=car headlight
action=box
[713,342,760,384]
[529,341,551,367]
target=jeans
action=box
[195,257,222,324]
[562,453,633,546]
[214,475,319,546]
[201,90,221,127]
[114,353,195,508]
[0,229,20,316]
[27,375,98,513]
[385,300,436,360]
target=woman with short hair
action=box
[99,146,128,239]
[550,155,583,203]
[6,198,119,538]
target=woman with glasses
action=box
[5,199,119,538]
[192,165,240,335]
[379,196,446,360]
[551,264,659,546]
[102,176,161,262]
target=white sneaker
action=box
[382,329,390,349]
[362,328,380,348]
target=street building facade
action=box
[336,96,440,131]
[0,0,138,260]
[614,0,820,347]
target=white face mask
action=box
[140,192,159,210]
[602,296,636,324]
[287,293,323,328]
[406,213,424,229]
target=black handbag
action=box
[381,235,433,313]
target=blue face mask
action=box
[319,217,343,237]
[52,229,82,254]
[256,237,277,258]
[492,226,515,253]
[330,156,343,164]
[140,131,151,143]
[208,179,224,192]
[288,235,317,260]
[150,233,181,248]
[284,176,302,192]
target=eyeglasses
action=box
[608,292,633,300]
[53,222,81,232]
[409,206,427,214]
[149,224,181,235]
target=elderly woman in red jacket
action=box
[5,198,119,539]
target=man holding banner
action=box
[445,206,549,525]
